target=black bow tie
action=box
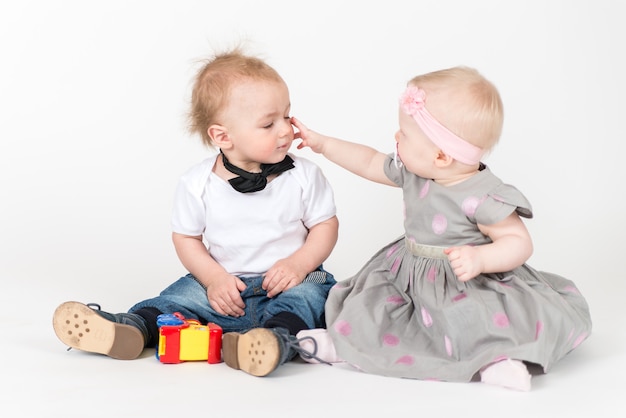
[221,151,295,193]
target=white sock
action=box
[480,358,532,391]
[296,329,344,364]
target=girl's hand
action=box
[292,117,326,154]
[292,117,394,185]
[444,245,484,281]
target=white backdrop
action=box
[1,0,623,320]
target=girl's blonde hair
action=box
[188,48,284,147]
[409,66,503,152]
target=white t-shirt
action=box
[171,153,336,277]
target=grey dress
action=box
[325,155,592,382]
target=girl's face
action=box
[219,79,294,171]
[394,108,440,178]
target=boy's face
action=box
[219,79,294,171]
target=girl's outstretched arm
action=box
[444,213,533,281]
[292,117,396,186]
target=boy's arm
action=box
[172,232,247,316]
[262,215,339,297]
[292,117,396,186]
[289,215,339,275]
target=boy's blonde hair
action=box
[409,66,503,152]
[188,49,285,147]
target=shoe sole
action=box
[222,328,280,377]
[52,301,144,360]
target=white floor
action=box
[2,264,623,418]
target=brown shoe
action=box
[222,327,331,376]
[222,328,282,377]
[53,301,144,360]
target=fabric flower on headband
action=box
[400,85,426,115]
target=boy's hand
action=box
[205,273,247,317]
[262,258,307,298]
[444,245,484,282]
[292,117,326,154]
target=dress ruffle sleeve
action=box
[474,183,533,226]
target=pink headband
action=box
[399,85,483,165]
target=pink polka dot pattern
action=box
[461,196,481,217]
[386,244,399,258]
[493,312,510,328]
[419,181,430,198]
[564,285,580,294]
[421,307,433,327]
[452,293,467,302]
[432,213,447,235]
[390,256,401,274]
[396,355,415,365]
[383,333,400,346]
[535,321,544,340]
[386,295,405,305]
[427,266,437,283]
[444,335,452,356]
[334,320,352,336]
[573,332,588,348]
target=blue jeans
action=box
[129,267,335,333]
